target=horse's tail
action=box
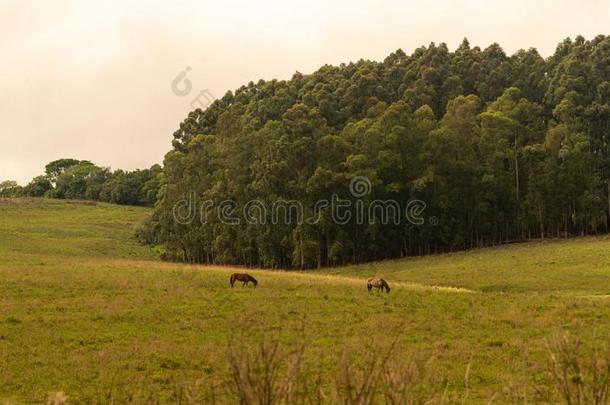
[230,274,236,287]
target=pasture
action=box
[1,198,609,403]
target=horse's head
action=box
[252,277,258,287]
[384,282,391,293]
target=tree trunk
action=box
[296,229,304,269]
[514,131,520,202]
[607,179,610,230]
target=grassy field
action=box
[1,198,609,403]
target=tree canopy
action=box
[142,35,610,268]
[2,161,162,207]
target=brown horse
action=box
[367,277,390,293]
[230,273,258,288]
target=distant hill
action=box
[0,198,155,260]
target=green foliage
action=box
[0,180,23,197]
[22,176,53,197]
[20,158,163,207]
[50,160,98,199]
[149,35,610,268]
[44,158,84,184]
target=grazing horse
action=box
[367,277,391,293]
[230,273,258,288]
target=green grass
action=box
[1,198,609,403]
[324,238,610,294]
[0,198,154,259]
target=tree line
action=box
[7,35,608,268]
[139,35,610,268]
[141,35,610,268]
[0,158,162,207]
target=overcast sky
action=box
[1,0,609,184]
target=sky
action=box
[1,0,609,185]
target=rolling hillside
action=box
[0,198,609,403]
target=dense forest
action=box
[0,159,162,207]
[8,35,609,269]
[140,35,610,268]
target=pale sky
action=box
[1,0,609,184]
